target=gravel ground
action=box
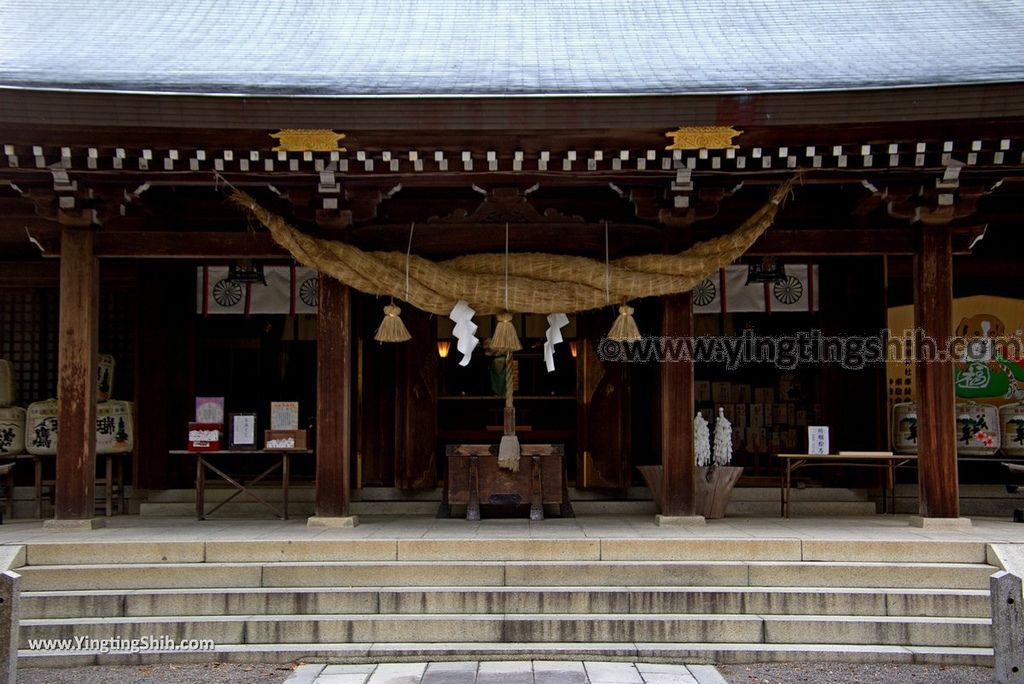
[17,663,294,683]
[720,663,994,684]
[15,662,997,683]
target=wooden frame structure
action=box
[3,76,1024,523]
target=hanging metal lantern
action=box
[227,259,267,285]
[745,257,787,284]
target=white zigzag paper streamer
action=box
[449,299,479,367]
[543,313,569,372]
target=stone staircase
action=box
[11,538,996,667]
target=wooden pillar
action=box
[660,292,696,517]
[914,224,959,518]
[54,227,99,520]
[313,275,352,519]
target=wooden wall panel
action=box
[576,309,632,489]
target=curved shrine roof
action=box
[1,0,1023,97]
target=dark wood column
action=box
[914,224,959,518]
[314,275,352,517]
[55,227,99,520]
[660,292,696,516]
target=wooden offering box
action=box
[187,422,222,451]
[443,443,572,521]
[264,429,308,450]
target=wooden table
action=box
[3,452,128,518]
[776,452,917,518]
[172,449,311,520]
[442,444,572,521]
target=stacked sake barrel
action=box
[25,354,134,456]
[893,400,1007,457]
[0,359,26,457]
[1001,403,1024,457]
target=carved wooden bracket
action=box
[887,183,991,225]
[345,186,390,224]
[627,187,662,221]
[659,185,739,228]
[267,183,401,229]
[428,187,583,224]
[18,185,104,227]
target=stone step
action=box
[19,586,990,619]
[894,483,1019,498]
[16,641,994,668]
[143,487,448,503]
[17,560,997,591]
[729,487,871,502]
[727,500,878,516]
[19,538,988,565]
[137,502,315,517]
[138,500,444,516]
[535,499,879,517]
[893,497,1021,518]
[568,487,653,501]
[18,613,990,647]
[760,614,990,647]
[139,485,873,504]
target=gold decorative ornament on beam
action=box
[665,126,743,151]
[271,129,347,152]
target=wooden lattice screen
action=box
[0,288,137,406]
[0,289,58,405]
[99,289,136,402]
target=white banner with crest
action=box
[195,266,319,315]
[693,264,819,314]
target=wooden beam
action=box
[660,292,696,517]
[888,255,1019,279]
[750,228,984,256]
[95,232,287,259]
[16,225,986,259]
[314,276,353,518]
[914,224,959,519]
[55,227,99,521]
[3,83,1024,133]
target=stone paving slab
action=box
[286,661,724,684]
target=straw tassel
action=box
[490,312,522,353]
[373,303,411,342]
[607,303,641,342]
[497,352,521,471]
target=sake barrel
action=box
[97,354,115,402]
[1000,403,1024,457]
[955,402,1000,456]
[0,359,13,407]
[96,400,134,454]
[26,399,58,456]
[0,406,26,456]
[891,402,918,454]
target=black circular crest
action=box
[299,277,320,307]
[693,279,717,306]
[212,279,243,307]
[773,275,804,305]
